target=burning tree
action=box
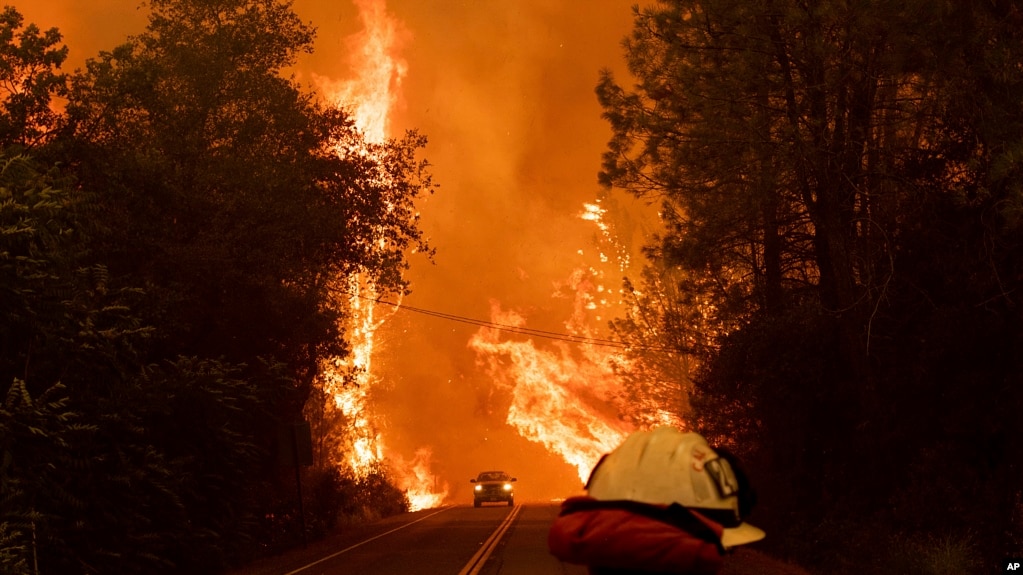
[301,0,449,512]
[64,0,432,380]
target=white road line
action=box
[457,505,522,575]
[282,506,453,575]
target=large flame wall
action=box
[25,0,655,504]
[315,0,650,503]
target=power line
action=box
[350,292,676,352]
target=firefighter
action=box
[548,426,765,575]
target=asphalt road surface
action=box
[230,503,809,575]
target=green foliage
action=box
[0,379,90,574]
[79,357,270,573]
[0,153,82,384]
[343,465,411,521]
[0,521,30,575]
[785,517,983,575]
[901,531,982,575]
[0,357,274,575]
[0,357,277,574]
[0,151,150,396]
[0,147,269,572]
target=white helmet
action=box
[585,426,765,548]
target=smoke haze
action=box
[22,0,653,503]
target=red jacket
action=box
[548,496,725,575]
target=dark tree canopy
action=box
[600,1,1023,570]
[62,0,431,380]
[0,1,431,572]
[0,6,67,149]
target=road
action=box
[230,503,809,575]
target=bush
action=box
[0,522,30,575]
[337,465,410,523]
[250,463,409,557]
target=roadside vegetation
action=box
[0,1,419,572]
[603,2,1023,574]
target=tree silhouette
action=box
[600,1,1023,568]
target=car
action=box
[470,470,516,507]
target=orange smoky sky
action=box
[21,0,656,502]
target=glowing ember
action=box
[580,199,631,276]
[468,198,685,482]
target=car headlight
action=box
[503,483,512,491]
[474,485,482,491]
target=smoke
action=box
[18,2,147,70]
[24,0,651,502]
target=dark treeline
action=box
[602,1,1022,573]
[0,0,428,573]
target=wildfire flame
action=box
[466,260,641,484]
[469,199,682,483]
[313,0,448,511]
[320,277,385,476]
[469,297,631,482]
[580,200,630,274]
[393,447,447,511]
[316,0,407,143]
[315,0,677,506]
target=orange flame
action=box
[316,0,407,143]
[314,0,445,512]
[468,277,633,483]
[319,278,385,475]
[468,201,684,483]
[393,447,449,511]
